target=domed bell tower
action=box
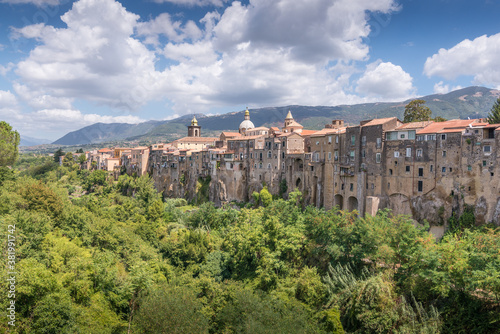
[188,116,201,137]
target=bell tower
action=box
[188,116,201,137]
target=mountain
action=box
[20,135,52,147]
[53,86,500,146]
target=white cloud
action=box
[0,63,15,76]
[151,0,229,7]
[424,33,500,88]
[136,13,203,45]
[433,81,463,95]
[32,109,143,125]
[14,0,159,111]
[0,0,61,6]
[0,90,18,108]
[213,0,398,63]
[356,61,415,100]
[8,0,402,126]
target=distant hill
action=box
[20,135,52,147]
[52,86,500,146]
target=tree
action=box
[487,97,500,124]
[62,152,75,167]
[54,148,65,163]
[0,121,20,167]
[403,99,432,123]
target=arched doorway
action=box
[347,196,358,212]
[334,194,343,210]
[296,177,302,188]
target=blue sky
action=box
[0,0,499,141]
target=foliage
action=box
[0,121,20,167]
[1,158,499,333]
[260,186,272,207]
[487,97,500,124]
[53,148,65,163]
[403,99,432,123]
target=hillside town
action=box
[82,109,500,236]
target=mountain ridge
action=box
[52,86,499,146]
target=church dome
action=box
[239,107,255,132]
[239,119,255,131]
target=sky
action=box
[0,0,500,141]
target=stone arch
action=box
[388,193,412,216]
[296,177,302,188]
[334,194,343,210]
[347,196,358,212]
[194,129,199,136]
[294,158,304,171]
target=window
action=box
[316,141,319,145]
[328,136,332,143]
[376,153,381,163]
[341,184,344,190]
[351,135,355,146]
[282,141,286,147]
[394,151,400,158]
[250,153,253,159]
[400,133,406,139]
[314,153,319,162]
[268,151,272,158]
[427,134,436,141]
[441,134,446,140]
[483,160,487,166]
[406,166,410,173]
[406,147,411,156]
[484,145,491,153]
[449,167,452,172]
[416,135,425,141]
[408,131,416,140]
[361,149,366,158]
[418,167,423,177]
[259,162,263,169]
[282,162,285,169]
[268,163,271,169]
[442,167,446,173]
[430,165,433,172]
[418,181,423,192]
[386,132,396,140]
[328,152,332,160]
[371,183,374,189]
[350,183,354,191]
[388,182,390,189]
[282,152,285,159]
[376,138,382,148]
[335,136,339,143]
[350,150,355,160]
[259,153,263,160]
[334,150,338,161]
[417,149,423,157]
[389,169,393,175]
[361,163,366,170]
[442,151,446,157]
[362,136,366,146]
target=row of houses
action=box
[83,110,500,234]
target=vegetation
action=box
[403,99,432,123]
[0,154,499,333]
[487,97,500,124]
[0,121,20,167]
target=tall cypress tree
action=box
[487,97,500,124]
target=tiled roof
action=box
[221,132,241,137]
[310,127,345,137]
[417,119,477,134]
[300,129,319,137]
[229,135,266,141]
[284,120,303,128]
[174,137,218,142]
[361,117,399,127]
[395,121,434,130]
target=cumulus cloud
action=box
[8,0,402,123]
[0,0,61,6]
[0,63,14,76]
[31,109,143,124]
[14,0,159,111]
[356,61,415,101]
[0,90,18,108]
[136,13,203,45]
[424,33,500,88]
[151,0,229,7]
[433,81,463,95]
[213,0,398,64]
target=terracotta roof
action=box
[284,120,303,128]
[300,129,319,137]
[417,119,477,134]
[310,127,344,137]
[361,117,399,127]
[483,123,500,129]
[131,146,149,150]
[249,126,269,131]
[229,135,266,141]
[395,121,434,130]
[221,132,241,137]
[98,148,113,153]
[270,127,280,131]
[174,137,218,143]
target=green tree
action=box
[487,97,500,124]
[62,152,75,168]
[403,99,432,123]
[78,153,87,165]
[260,186,272,207]
[53,148,65,163]
[0,121,20,167]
